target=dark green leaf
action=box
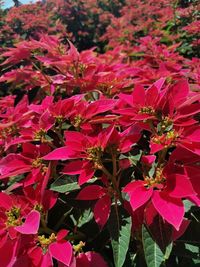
[77,208,94,227]
[145,213,173,257]
[108,205,132,267]
[142,224,165,267]
[50,176,80,193]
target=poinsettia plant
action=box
[0,0,200,267]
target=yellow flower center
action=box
[34,129,46,142]
[38,233,57,249]
[166,129,179,140]
[72,114,83,128]
[32,157,43,168]
[73,241,85,253]
[34,204,43,213]
[144,168,166,188]
[152,129,179,147]
[160,116,173,130]
[55,115,64,124]
[6,206,21,227]
[86,146,103,167]
[0,124,19,139]
[139,106,155,115]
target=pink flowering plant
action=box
[0,1,200,266]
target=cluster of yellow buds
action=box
[6,206,21,227]
[38,233,57,249]
[34,129,47,142]
[86,146,103,168]
[139,106,155,115]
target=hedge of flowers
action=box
[0,0,200,266]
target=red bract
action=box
[116,78,166,125]
[77,184,111,229]
[0,143,51,181]
[0,96,31,151]
[0,192,40,247]
[76,252,108,267]
[123,162,197,230]
[19,110,55,143]
[67,98,116,132]
[44,125,140,185]
[27,230,73,267]
[0,0,199,265]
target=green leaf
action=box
[183,199,195,213]
[145,213,173,258]
[108,205,132,267]
[142,224,165,267]
[123,251,137,267]
[128,150,142,166]
[77,208,94,227]
[173,242,200,263]
[50,176,80,193]
[185,243,200,260]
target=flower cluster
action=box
[0,0,200,266]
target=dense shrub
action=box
[0,0,200,266]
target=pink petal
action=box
[145,85,159,107]
[77,185,105,200]
[172,219,190,241]
[62,160,83,175]
[0,168,31,180]
[42,190,58,211]
[186,166,200,196]
[171,79,189,106]
[28,247,43,267]
[57,229,69,242]
[43,147,73,160]
[64,131,86,145]
[40,253,53,267]
[0,239,18,267]
[49,241,72,266]
[0,154,31,176]
[11,255,32,267]
[152,191,184,230]
[123,180,144,193]
[130,186,153,211]
[167,174,196,198]
[86,99,115,118]
[0,192,12,209]
[15,210,40,234]
[184,127,200,142]
[119,93,134,107]
[150,142,164,154]
[141,155,156,165]
[153,77,166,91]
[78,161,94,185]
[144,202,158,226]
[99,125,117,149]
[76,253,89,267]
[76,252,109,267]
[94,195,111,229]
[120,134,140,153]
[180,142,200,156]
[119,158,131,169]
[132,84,145,106]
